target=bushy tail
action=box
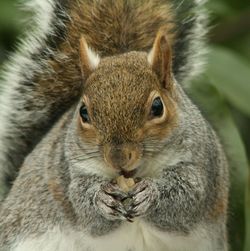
[0,0,75,199]
[171,0,208,83]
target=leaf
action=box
[206,46,250,117]
[206,1,235,17]
[188,78,249,251]
[0,1,22,29]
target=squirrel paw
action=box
[94,183,129,221]
[126,179,159,218]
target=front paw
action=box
[94,183,129,221]
[126,179,159,218]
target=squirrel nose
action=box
[104,144,140,171]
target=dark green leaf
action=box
[206,46,250,117]
[189,78,249,251]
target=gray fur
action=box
[0,0,229,250]
[0,0,207,199]
[0,81,229,250]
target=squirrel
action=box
[0,0,229,250]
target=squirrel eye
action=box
[80,104,90,123]
[150,97,164,118]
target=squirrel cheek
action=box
[143,112,178,140]
[77,118,99,144]
[145,96,178,139]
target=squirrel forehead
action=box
[83,56,159,115]
[81,53,161,137]
[84,52,160,97]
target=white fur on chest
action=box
[13,221,212,251]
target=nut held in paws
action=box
[116,175,135,192]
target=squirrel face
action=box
[74,31,178,176]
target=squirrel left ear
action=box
[148,30,173,90]
[79,36,100,80]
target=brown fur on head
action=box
[77,31,178,175]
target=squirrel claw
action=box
[125,214,134,222]
[95,183,129,221]
[125,179,159,218]
[102,183,128,200]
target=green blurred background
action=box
[0,0,249,250]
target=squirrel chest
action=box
[14,221,211,251]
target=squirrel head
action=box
[72,30,178,177]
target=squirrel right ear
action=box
[79,36,100,79]
[148,31,173,91]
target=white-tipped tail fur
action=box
[0,0,58,199]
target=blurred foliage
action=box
[0,0,249,251]
[191,1,250,250]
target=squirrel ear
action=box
[79,36,100,79]
[148,31,173,90]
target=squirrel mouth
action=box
[120,169,137,178]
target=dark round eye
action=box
[80,104,90,123]
[150,97,164,118]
